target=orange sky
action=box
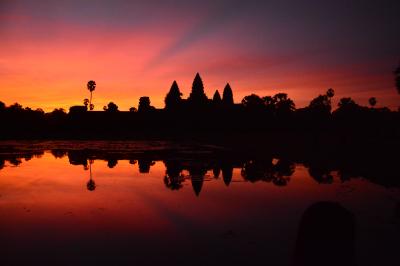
[0,1,399,111]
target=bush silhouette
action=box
[103,102,119,112]
[138,96,154,112]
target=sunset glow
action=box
[1,0,399,111]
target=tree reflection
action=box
[86,159,96,191]
[8,157,22,166]
[1,148,398,192]
[308,167,333,184]
[163,160,184,190]
[107,158,118,168]
[51,149,67,159]
[241,158,294,186]
[138,159,155,173]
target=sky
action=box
[0,0,399,111]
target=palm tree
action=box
[87,80,96,110]
[326,88,335,98]
[369,97,377,108]
[394,62,400,94]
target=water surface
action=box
[0,141,398,266]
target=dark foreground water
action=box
[0,141,398,266]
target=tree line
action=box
[0,64,399,139]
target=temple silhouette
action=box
[0,72,399,143]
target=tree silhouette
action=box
[338,97,356,108]
[273,93,295,114]
[335,97,360,117]
[368,97,377,108]
[326,88,335,98]
[187,73,208,106]
[308,94,331,113]
[129,107,137,112]
[138,96,153,112]
[103,102,119,112]
[9,103,23,112]
[222,83,234,105]
[262,96,276,113]
[242,94,264,109]
[212,90,222,105]
[87,80,96,111]
[165,81,182,110]
[0,101,5,111]
[394,62,400,94]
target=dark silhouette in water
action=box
[138,159,155,173]
[163,159,185,190]
[293,201,355,266]
[86,160,96,191]
[1,144,399,198]
[187,162,208,196]
[107,158,118,168]
[221,162,233,186]
[212,165,221,179]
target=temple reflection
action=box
[0,147,398,197]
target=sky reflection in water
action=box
[0,149,398,266]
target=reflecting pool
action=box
[0,141,398,266]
